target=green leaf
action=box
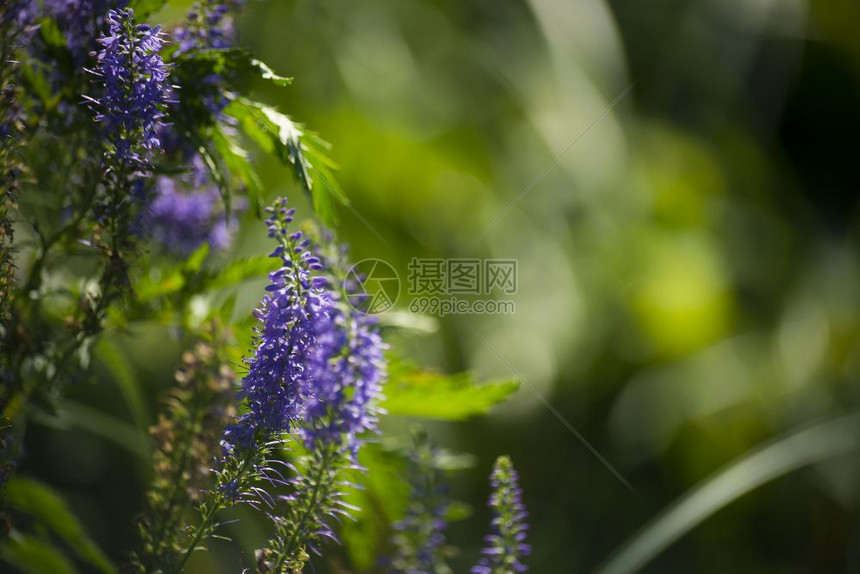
[19,60,54,106]
[227,100,307,179]
[207,255,279,290]
[225,99,346,225]
[197,138,234,218]
[136,269,185,303]
[175,49,292,89]
[341,444,409,570]
[217,292,238,322]
[302,133,343,225]
[136,253,274,309]
[5,479,116,574]
[59,401,149,458]
[184,243,210,273]
[93,339,149,433]
[250,58,293,87]
[1,533,78,574]
[594,413,860,574]
[382,357,519,420]
[128,0,167,19]
[445,500,473,522]
[208,121,263,215]
[38,18,65,49]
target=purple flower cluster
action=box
[45,0,128,63]
[148,156,238,255]
[86,9,172,172]
[216,199,389,569]
[472,456,530,574]
[174,0,240,54]
[173,0,245,117]
[2,0,37,35]
[223,197,388,455]
[263,265,386,567]
[222,198,331,452]
[300,302,386,456]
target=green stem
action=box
[177,501,220,573]
[177,448,258,572]
[268,443,337,573]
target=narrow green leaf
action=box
[302,136,343,225]
[93,338,149,432]
[382,358,519,420]
[594,413,860,574]
[5,479,116,574]
[59,401,149,458]
[209,121,263,215]
[217,292,238,322]
[19,60,53,105]
[38,18,65,49]
[1,533,78,574]
[137,253,274,309]
[184,243,210,273]
[197,139,234,218]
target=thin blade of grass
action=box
[594,413,860,574]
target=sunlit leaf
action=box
[175,48,292,89]
[136,269,185,303]
[250,58,293,87]
[37,18,65,49]
[184,243,210,273]
[209,121,263,215]
[225,99,346,225]
[136,252,273,310]
[382,357,519,420]
[206,255,278,290]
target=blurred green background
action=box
[21,0,860,572]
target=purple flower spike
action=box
[45,0,129,62]
[222,198,332,452]
[174,0,238,55]
[300,303,386,457]
[472,456,531,574]
[173,0,246,116]
[86,8,172,173]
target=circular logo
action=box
[344,259,400,314]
